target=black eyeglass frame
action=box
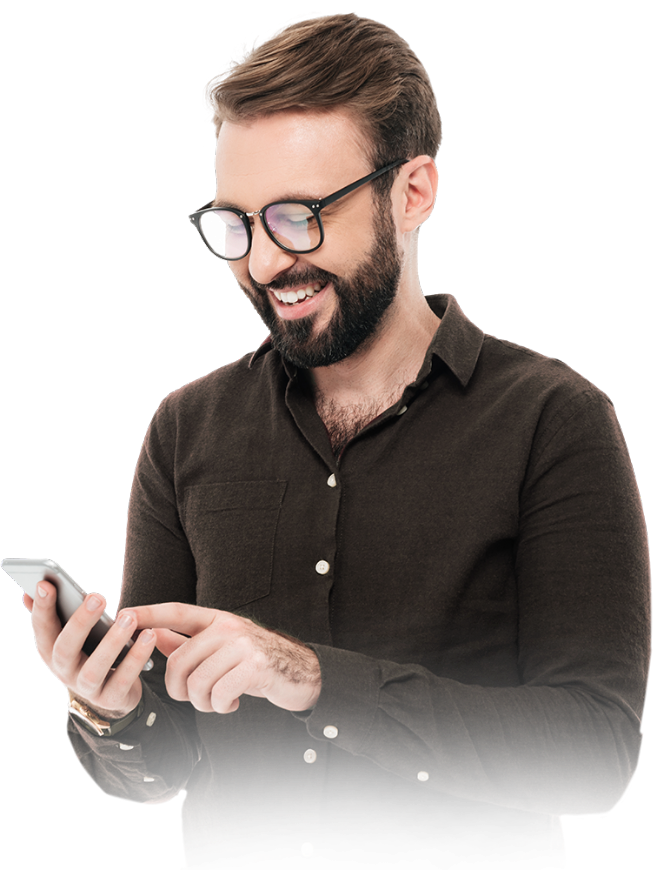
[189,158,409,261]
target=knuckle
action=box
[164,667,184,701]
[49,643,71,674]
[76,664,101,695]
[108,669,132,697]
[170,602,188,624]
[167,645,185,671]
[187,668,206,696]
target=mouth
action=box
[267,280,330,321]
[271,281,324,306]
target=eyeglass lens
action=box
[198,203,320,259]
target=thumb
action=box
[153,628,189,657]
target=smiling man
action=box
[28,13,649,870]
[209,108,440,452]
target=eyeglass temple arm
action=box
[317,158,409,209]
[192,159,408,216]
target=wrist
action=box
[68,690,145,737]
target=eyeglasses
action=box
[188,158,407,261]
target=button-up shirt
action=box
[69,295,650,868]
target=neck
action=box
[309,283,440,409]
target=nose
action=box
[247,218,298,286]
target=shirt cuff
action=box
[296,643,381,754]
[68,680,160,750]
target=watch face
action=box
[68,699,110,737]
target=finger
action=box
[132,602,217,636]
[153,628,188,658]
[187,637,272,714]
[209,651,277,714]
[168,637,244,710]
[23,593,34,613]
[49,592,107,678]
[30,580,64,662]
[210,660,259,714]
[75,609,145,698]
[94,629,158,716]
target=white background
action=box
[1,2,654,867]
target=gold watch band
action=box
[68,691,145,737]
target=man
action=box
[28,14,649,869]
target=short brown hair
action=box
[207,14,441,195]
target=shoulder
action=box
[477,334,625,466]
[156,347,281,420]
[141,347,283,456]
[478,332,613,413]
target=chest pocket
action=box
[183,480,287,611]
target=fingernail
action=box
[140,629,155,644]
[85,594,103,612]
[118,610,134,628]
[37,583,47,599]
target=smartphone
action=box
[2,557,153,671]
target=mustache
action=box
[250,267,338,294]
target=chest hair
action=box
[315,387,406,455]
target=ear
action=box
[394,155,438,234]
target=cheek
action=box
[310,228,361,273]
[322,207,377,264]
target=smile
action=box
[272,282,323,306]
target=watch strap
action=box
[68,691,145,737]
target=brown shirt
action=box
[69,295,650,867]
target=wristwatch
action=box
[68,691,145,737]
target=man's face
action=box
[214,111,402,368]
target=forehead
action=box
[214,109,371,207]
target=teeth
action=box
[273,283,322,305]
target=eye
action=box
[266,205,313,231]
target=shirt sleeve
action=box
[67,398,202,802]
[299,388,650,816]
[67,666,201,802]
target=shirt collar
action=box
[249,293,485,389]
[424,294,484,388]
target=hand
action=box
[131,603,321,715]
[25,580,157,720]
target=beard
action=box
[237,204,402,369]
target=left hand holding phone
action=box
[26,581,157,720]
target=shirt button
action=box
[143,776,155,782]
[118,743,134,751]
[323,725,338,739]
[396,405,408,416]
[315,560,330,575]
[146,712,157,727]
[327,473,337,487]
[417,771,430,782]
[304,749,318,764]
